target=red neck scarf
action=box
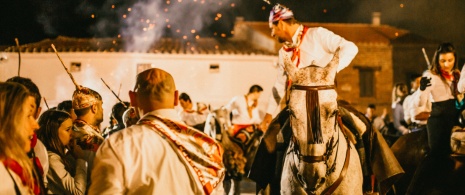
[440,70,454,81]
[3,158,40,194]
[282,26,309,67]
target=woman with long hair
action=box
[37,110,87,194]
[0,82,40,194]
[391,83,410,135]
[408,42,461,194]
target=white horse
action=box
[280,51,363,195]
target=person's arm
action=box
[261,54,287,131]
[458,65,465,93]
[403,95,412,125]
[316,27,358,72]
[48,152,87,195]
[88,140,124,194]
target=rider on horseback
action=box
[250,4,404,194]
[224,85,264,145]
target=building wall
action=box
[337,43,393,114]
[0,52,278,126]
[392,44,437,86]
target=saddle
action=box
[223,125,263,180]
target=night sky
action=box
[2,0,465,51]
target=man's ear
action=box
[34,107,42,119]
[174,90,179,106]
[129,91,138,108]
[91,104,98,114]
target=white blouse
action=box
[416,71,454,106]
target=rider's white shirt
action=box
[266,25,359,116]
[225,95,261,125]
[178,105,208,127]
[405,89,431,125]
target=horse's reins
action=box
[288,84,351,194]
[321,114,351,195]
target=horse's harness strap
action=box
[321,115,351,195]
[291,85,335,144]
[299,155,327,163]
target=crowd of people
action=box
[1,3,465,195]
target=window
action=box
[70,62,81,72]
[359,69,375,97]
[209,64,220,73]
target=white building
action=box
[0,35,278,126]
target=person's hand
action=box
[71,139,85,160]
[420,77,432,91]
[260,113,273,132]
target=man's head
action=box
[111,101,130,125]
[409,73,422,92]
[129,68,178,116]
[6,76,42,119]
[366,104,376,119]
[248,84,263,101]
[72,87,104,126]
[57,100,77,121]
[179,92,193,110]
[269,4,298,43]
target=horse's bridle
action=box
[289,113,351,195]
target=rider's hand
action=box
[420,77,432,91]
[260,113,273,133]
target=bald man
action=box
[89,68,225,195]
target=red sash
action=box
[140,115,225,195]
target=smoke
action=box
[77,0,238,52]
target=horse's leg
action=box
[223,179,232,194]
[232,179,241,195]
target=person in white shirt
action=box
[251,4,358,194]
[0,82,39,194]
[403,74,430,132]
[178,92,209,130]
[408,42,462,194]
[260,4,358,131]
[89,68,225,195]
[224,85,263,142]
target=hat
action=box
[269,4,294,28]
[72,87,100,110]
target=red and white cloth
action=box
[269,4,294,27]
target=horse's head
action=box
[290,107,339,193]
[204,107,231,140]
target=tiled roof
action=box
[2,36,276,55]
[243,21,434,45]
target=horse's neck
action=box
[287,50,340,86]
